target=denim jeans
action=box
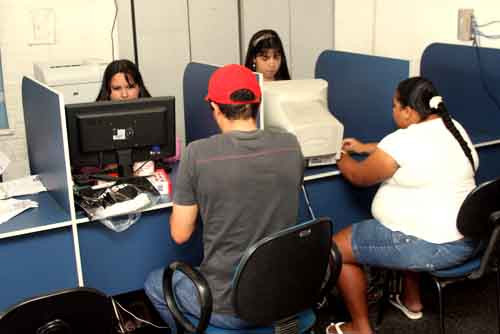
[351,219,478,271]
[144,268,253,334]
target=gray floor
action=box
[316,273,498,334]
[125,273,498,333]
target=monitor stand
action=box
[116,149,133,177]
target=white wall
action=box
[335,0,500,75]
[0,0,118,180]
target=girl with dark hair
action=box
[96,59,151,101]
[327,77,479,334]
[244,29,291,81]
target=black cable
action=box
[130,0,139,67]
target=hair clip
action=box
[429,96,443,109]
[252,33,275,47]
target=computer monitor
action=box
[262,79,344,166]
[65,96,175,177]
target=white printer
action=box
[262,79,344,166]
[33,59,108,104]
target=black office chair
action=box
[0,287,113,334]
[377,177,500,334]
[163,217,342,333]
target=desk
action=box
[5,49,500,311]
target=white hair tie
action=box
[429,96,443,109]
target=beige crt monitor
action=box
[262,79,344,166]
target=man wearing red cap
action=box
[145,64,304,332]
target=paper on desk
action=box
[0,198,38,224]
[0,175,47,200]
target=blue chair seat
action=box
[431,257,481,278]
[185,309,316,334]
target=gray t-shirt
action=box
[174,129,304,314]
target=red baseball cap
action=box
[205,64,261,104]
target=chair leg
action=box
[496,270,500,334]
[375,271,393,330]
[433,278,445,334]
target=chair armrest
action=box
[162,261,213,333]
[489,210,500,228]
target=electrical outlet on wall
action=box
[457,8,474,41]
[29,8,56,45]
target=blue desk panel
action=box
[0,193,70,236]
[78,209,203,296]
[315,50,409,143]
[421,43,500,144]
[0,228,77,310]
[300,176,375,232]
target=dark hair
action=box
[244,29,291,81]
[212,89,260,120]
[397,77,475,171]
[96,59,151,101]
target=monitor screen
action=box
[66,96,175,176]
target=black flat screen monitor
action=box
[65,96,175,177]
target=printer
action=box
[34,59,108,104]
[262,79,344,166]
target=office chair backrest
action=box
[0,287,112,334]
[455,177,500,279]
[232,217,335,325]
[457,177,500,239]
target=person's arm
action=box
[170,203,198,244]
[342,138,378,154]
[337,148,398,187]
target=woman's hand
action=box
[342,138,377,155]
[342,138,364,154]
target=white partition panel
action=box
[188,0,240,65]
[290,0,334,79]
[133,0,190,144]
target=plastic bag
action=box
[75,177,160,232]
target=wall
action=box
[0,0,117,180]
[335,0,500,75]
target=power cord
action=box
[470,15,500,114]
[111,297,169,332]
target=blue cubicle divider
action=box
[315,50,409,143]
[421,43,500,144]
[21,77,73,216]
[183,62,220,144]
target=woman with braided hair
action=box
[327,77,479,334]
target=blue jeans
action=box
[144,268,253,334]
[351,219,478,271]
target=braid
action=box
[435,103,476,173]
